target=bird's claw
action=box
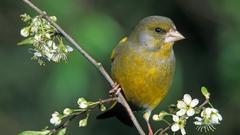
[109,82,121,96]
[147,123,153,135]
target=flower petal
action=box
[183,94,192,104]
[211,114,219,124]
[172,115,179,122]
[66,46,73,52]
[171,123,180,132]
[52,111,59,117]
[190,99,199,107]
[34,52,42,57]
[79,102,88,109]
[205,108,212,117]
[195,117,202,121]
[177,100,186,109]
[187,108,195,116]
[181,128,186,135]
[194,121,202,125]
[217,113,223,121]
[176,109,186,116]
[211,108,218,113]
[50,117,55,124]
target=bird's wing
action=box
[111,37,128,62]
[96,101,133,126]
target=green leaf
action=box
[18,130,50,135]
[201,86,210,99]
[17,38,34,46]
[57,128,66,135]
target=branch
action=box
[22,0,145,134]
[51,97,118,134]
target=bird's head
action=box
[130,16,184,51]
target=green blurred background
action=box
[0,0,240,134]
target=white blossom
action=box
[50,111,61,126]
[201,108,222,124]
[176,94,199,116]
[20,27,29,37]
[30,25,39,33]
[34,34,42,42]
[193,107,223,132]
[34,51,42,57]
[19,13,73,65]
[171,115,186,135]
[51,54,62,62]
[66,45,73,52]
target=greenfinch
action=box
[97,16,184,134]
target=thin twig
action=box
[51,97,118,134]
[159,125,170,135]
[51,113,79,133]
[22,0,145,134]
[199,98,209,108]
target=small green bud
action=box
[79,118,88,127]
[20,27,30,37]
[201,86,210,99]
[77,98,88,109]
[152,114,160,121]
[57,128,66,135]
[50,16,57,22]
[63,108,72,115]
[20,13,31,22]
[152,111,168,121]
[99,104,106,112]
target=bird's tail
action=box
[96,101,133,127]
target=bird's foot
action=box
[143,111,153,135]
[147,123,153,135]
[109,82,121,96]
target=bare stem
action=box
[22,0,145,134]
[199,98,209,108]
[159,125,170,135]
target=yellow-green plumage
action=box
[112,37,175,110]
[97,16,184,127]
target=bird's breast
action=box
[112,46,175,110]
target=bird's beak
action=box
[164,29,185,43]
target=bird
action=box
[97,16,184,134]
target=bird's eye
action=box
[155,27,165,33]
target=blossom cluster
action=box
[19,13,73,65]
[49,97,106,128]
[153,87,222,135]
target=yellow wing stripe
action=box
[111,37,128,61]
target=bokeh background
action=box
[1,0,240,134]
